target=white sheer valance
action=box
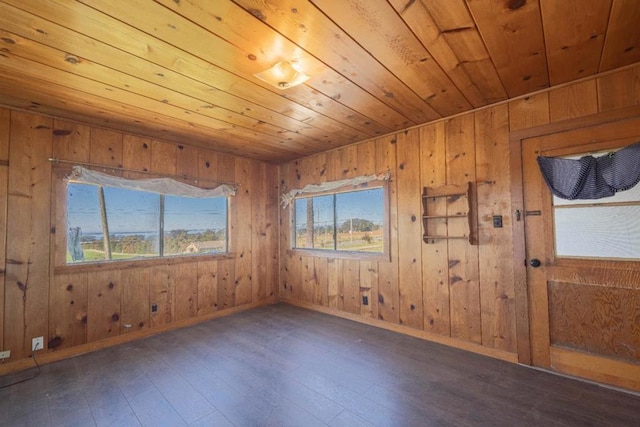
[66,166,236,198]
[281,172,390,208]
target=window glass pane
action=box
[551,148,640,260]
[104,187,160,259]
[294,197,313,249]
[336,188,384,252]
[554,205,640,259]
[311,195,335,250]
[67,183,102,263]
[164,196,227,255]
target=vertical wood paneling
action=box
[217,153,236,308]
[342,259,360,315]
[420,122,450,335]
[360,261,378,319]
[52,120,91,163]
[90,128,123,167]
[251,162,267,303]
[475,106,516,352]
[549,80,598,122]
[301,255,315,304]
[150,139,177,175]
[87,271,121,342]
[327,258,339,309]
[120,267,150,333]
[197,260,218,315]
[0,108,9,352]
[597,66,640,112]
[150,265,175,327]
[396,130,424,329]
[375,135,399,323]
[314,257,328,306]
[508,93,550,131]
[445,114,481,344]
[49,272,87,350]
[279,162,292,300]
[176,144,198,178]
[5,111,52,359]
[122,135,151,177]
[234,158,253,306]
[174,263,197,320]
[266,163,279,299]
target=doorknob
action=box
[529,258,541,268]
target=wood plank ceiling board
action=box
[228,0,434,123]
[75,0,406,135]
[0,28,320,153]
[0,2,373,151]
[310,0,472,117]
[540,0,613,85]
[600,0,640,71]
[389,0,506,107]
[466,0,549,97]
[0,0,638,162]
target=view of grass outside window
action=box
[294,187,384,253]
[66,183,228,263]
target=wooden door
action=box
[521,117,640,391]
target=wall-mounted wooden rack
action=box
[422,182,477,245]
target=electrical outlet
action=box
[32,336,44,352]
[0,350,10,360]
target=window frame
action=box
[288,180,390,261]
[53,166,234,273]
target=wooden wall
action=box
[278,63,640,360]
[0,109,278,367]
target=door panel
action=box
[522,117,640,390]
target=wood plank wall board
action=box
[48,272,88,349]
[375,135,399,324]
[600,0,640,71]
[0,108,9,351]
[234,157,253,306]
[508,93,551,131]
[120,267,150,333]
[327,258,339,309]
[197,260,218,316]
[597,66,640,112]
[174,263,198,321]
[151,139,177,176]
[266,164,279,300]
[419,122,450,335]
[395,130,424,329]
[52,120,91,163]
[475,105,517,353]
[89,128,123,168]
[251,162,267,302]
[548,282,640,362]
[122,135,152,180]
[549,80,599,122]
[342,259,361,315]
[217,153,237,310]
[4,111,52,359]
[149,265,175,328]
[444,114,481,344]
[87,270,121,342]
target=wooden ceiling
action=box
[0,0,639,163]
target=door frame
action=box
[509,104,640,367]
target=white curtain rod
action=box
[48,157,240,187]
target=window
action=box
[552,151,640,260]
[293,186,386,254]
[66,182,228,264]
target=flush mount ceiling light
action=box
[254,60,310,89]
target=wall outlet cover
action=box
[0,350,11,359]
[32,336,44,351]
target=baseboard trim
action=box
[0,297,278,376]
[280,298,518,364]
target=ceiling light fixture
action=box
[254,60,309,89]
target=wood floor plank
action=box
[0,303,639,426]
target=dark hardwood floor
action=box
[1,303,638,426]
